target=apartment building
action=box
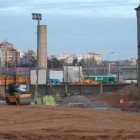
[0,41,20,67]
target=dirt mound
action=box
[96,85,139,109]
[97,93,122,108]
[120,101,140,111]
[118,85,138,96]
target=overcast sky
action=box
[0,0,140,60]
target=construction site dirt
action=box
[0,105,140,140]
[0,85,140,140]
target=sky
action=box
[0,0,140,60]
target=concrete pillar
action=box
[100,83,103,95]
[135,5,140,101]
[38,25,47,69]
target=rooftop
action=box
[0,41,13,48]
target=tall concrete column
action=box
[38,25,47,69]
[135,5,140,101]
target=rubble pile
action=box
[96,86,139,109]
[61,94,111,108]
[61,95,94,108]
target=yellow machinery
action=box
[5,74,32,105]
[82,79,99,85]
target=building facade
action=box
[0,41,20,67]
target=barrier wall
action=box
[30,83,135,96]
[0,84,136,99]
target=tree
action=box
[73,57,78,66]
[29,56,36,67]
[48,57,62,68]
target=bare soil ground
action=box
[0,105,140,140]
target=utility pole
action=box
[107,52,114,75]
[107,52,114,83]
[135,5,140,110]
[32,13,42,104]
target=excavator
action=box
[4,73,32,105]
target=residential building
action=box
[0,41,20,67]
[57,54,69,61]
[85,52,102,64]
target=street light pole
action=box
[107,52,114,75]
[135,5,140,111]
[32,13,42,103]
[106,52,114,83]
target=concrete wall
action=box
[121,68,137,80]
[30,84,134,96]
[0,84,136,99]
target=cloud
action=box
[0,0,139,18]
[45,0,139,18]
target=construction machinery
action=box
[4,73,32,105]
[82,79,99,85]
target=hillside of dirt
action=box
[0,105,140,140]
[96,85,140,110]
